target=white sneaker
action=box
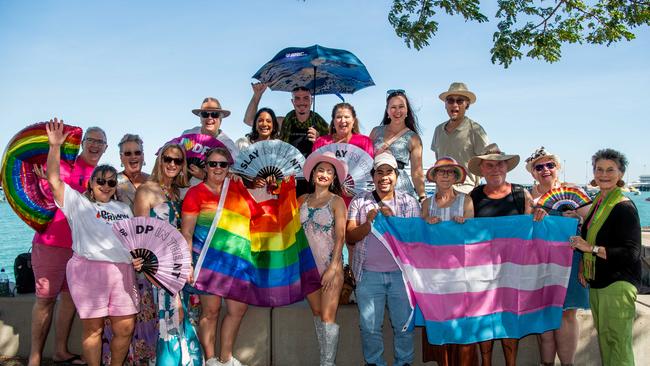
[224,357,247,366]
[205,358,221,366]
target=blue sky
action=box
[1,0,648,184]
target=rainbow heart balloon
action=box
[1,122,82,232]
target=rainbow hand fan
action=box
[312,143,373,197]
[537,186,592,212]
[1,122,82,232]
[113,217,192,296]
[162,133,228,168]
[232,140,305,179]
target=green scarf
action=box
[583,187,625,280]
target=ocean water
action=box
[1,191,649,280]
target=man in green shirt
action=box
[431,82,490,194]
[243,83,328,157]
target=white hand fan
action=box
[312,143,373,197]
[232,140,305,179]
[112,217,191,296]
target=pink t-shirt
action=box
[32,158,96,248]
[312,134,375,157]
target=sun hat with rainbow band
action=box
[426,156,467,184]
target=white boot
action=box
[322,322,340,366]
[313,316,325,365]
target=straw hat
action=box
[525,146,561,173]
[191,97,231,118]
[303,151,348,186]
[426,157,467,184]
[467,143,520,176]
[438,82,477,104]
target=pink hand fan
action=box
[113,217,191,295]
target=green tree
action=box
[388,0,650,67]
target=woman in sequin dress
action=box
[298,151,348,366]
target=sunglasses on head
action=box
[200,111,221,119]
[386,89,405,95]
[122,150,142,157]
[206,161,230,168]
[95,178,117,188]
[534,162,556,172]
[162,156,184,165]
[446,97,468,105]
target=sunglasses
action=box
[534,162,556,172]
[386,89,405,95]
[95,178,117,188]
[84,137,106,145]
[200,111,221,118]
[122,150,142,157]
[206,161,230,168]
[162,156,184,165]
[446,97,468,105]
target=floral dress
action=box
[371,125,417,196]
[150,200,203,366]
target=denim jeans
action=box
[356,270,414,366]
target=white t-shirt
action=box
[57,184,133,263]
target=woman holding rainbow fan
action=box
[525,146,590,366]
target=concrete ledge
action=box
[1,294,649,365]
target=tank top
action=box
[470,184,525,217]
[428,193,465,220]
[300,195,337,276]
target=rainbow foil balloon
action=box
[538,186,592,212]
[1,122,82,232]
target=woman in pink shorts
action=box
[45,119,137,366]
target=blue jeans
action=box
[356,270,414,366]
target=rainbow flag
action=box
[372,215,576,345]
[193,177,321,306]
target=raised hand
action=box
[45,118,69,146]
[251,82,268,96]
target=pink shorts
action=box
[32,243,72,298]
[66,254,139,319]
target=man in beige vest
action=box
[431,82,490,194]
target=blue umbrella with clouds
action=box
[252,44,375,104]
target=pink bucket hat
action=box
[303,151,348,186]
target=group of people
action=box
[25,81,641,366]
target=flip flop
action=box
[53,354,87,365]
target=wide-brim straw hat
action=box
[467,143,520,177]
[303,151,348,186]
[525,146,561,173]
[426,157,467,184]
[191,97,231,118]
[438,82,477,104]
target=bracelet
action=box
[418,195,426,203]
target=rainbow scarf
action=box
[583,187,625,280]
[372,215,576,344]
[193,177,321,306]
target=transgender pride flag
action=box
[372,215,577,345]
